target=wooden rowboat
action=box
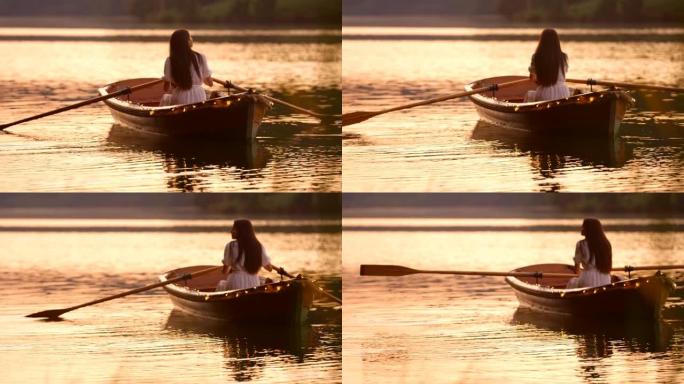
[98,78,271,141]
[505,264,675,320]
[160,265,315,324]
[465,76,635,138]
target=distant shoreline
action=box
[0,16,340,29]
[343,14,684,29]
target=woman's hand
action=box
[204,77,213,87]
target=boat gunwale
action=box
[505,272,670,299]
[464,76,633,112]
[97,78,271,117]
[159,269,311,303]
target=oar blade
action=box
[360,264,418,276]
[26,308,68,319]
[342,111,378,126]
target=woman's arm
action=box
[163,80,172,92]
[203,77,213,87]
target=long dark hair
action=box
[582,218,612,274]
[533,29,567,86]
[232,219,263,274]
[169,29,200,90]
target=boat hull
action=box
[466,76,633,138]
[160,266,315,325]
[505,264,674,320]
[98,78,270,141]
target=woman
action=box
[524,29,571,102]
[160,29,213,106]
[215,219,285,291]
[566,218,612,289]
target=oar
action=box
[615,265,684,272]
[360,265,576,278]
[342,78,530,127]
[360,264,684,279]
[0,79,164,131]
[26,265,222,320]
[212,77,340,120]
[274,267,342,304]
[312,281,342,304]
[566,78,684,93]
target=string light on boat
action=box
[588,96,595,103]
[514,106,520,111]
[204,295,210,301]
[635,282,640,287]
[149,110,155,116]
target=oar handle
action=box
[212,77,340,119]
[0,78,163,131]
[275,266,296,279]
[566,78,684,93]
[66,265,221,312]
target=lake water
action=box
[0,218,341,384]
[342,27,684,192]
[0,28,341,192]
[342,218,684,384]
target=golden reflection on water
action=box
[342,28,684,192]
[342,219,684,383]
[0,28,341,192]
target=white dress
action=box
[160,52,212,106]
[215,240,272,291]
[524,53,571,102]
[566,239,611,289]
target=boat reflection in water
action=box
[107,124,270,191]
[511,307,676,382]
[165,309,317,381]
[471,120,631,169]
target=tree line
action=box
[0,0,341,25]
[345,0,684,23]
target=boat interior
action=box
[513,263,620,288]
[166,266,229,291]
[165,265,276,293]
[104,78,230,107]
[470,76,586,103]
